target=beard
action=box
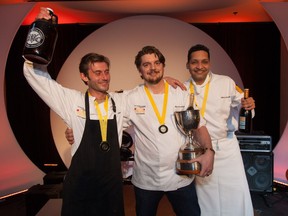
[144,71,163,85]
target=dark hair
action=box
[79,53,110,77]
[134,46,166,69]
[187,44,210,62]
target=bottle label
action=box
[25,27,45,48]
[239,116,246,129]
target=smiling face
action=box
[81,61,110,98]
[138,53,164,85]
[186,50,210,85]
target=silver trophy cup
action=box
[174,109,204,175]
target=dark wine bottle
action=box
[22,8,58,65]
[238,88,252,133]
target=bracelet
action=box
[205,148,215,154]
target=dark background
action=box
[5,22,280,173]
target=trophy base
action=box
[176,160,201,175]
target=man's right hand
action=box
[37,7,52,20]
[65,128,75,145]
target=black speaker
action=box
[241,151,273,192]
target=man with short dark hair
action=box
[23,52,126,215]
[124,46,214,216]
[184,44,255,216]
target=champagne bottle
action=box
[22,8,58,65]
[238,88,252,133]
[186,93,200,130]
[187,93,195,110]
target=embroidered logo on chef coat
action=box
[174,105,185,112]
[134,105,145,115]
[76,106,86,118]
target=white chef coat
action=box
[184,72,254,216]
[124,84,206,191]
[23,61,127,156]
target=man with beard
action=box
[123,46,214,216]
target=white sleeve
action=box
[23,61,80,127]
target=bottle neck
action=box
[244,89,249,99]
[187,93,195,110]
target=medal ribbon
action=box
[94,95,109,142]
[144,82,169,126]
[189,80,210,117]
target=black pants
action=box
[134,181,200,216]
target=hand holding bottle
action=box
[238,89,255,133]
[23,7,58,65]
[241,96,255,110]
[37,7,53,20]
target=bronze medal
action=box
[144,83,169,135]
[159,125,168,134]
[100,141,110,152]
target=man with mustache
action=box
[123,46,214,216]
[184,44,255,216]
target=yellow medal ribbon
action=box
[94,95,109,142]
[144,82,169,126]
[189,79,210,117]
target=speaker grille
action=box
[241,151,273,192]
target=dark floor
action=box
[1,183,288,216]
[251,189,288,216]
